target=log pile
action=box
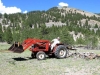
[67,52,100,59]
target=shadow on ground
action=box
[12,57,33,61]
[12,56,56,61]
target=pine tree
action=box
[76,36,85,46]
[60,26,74,45]
[0,24,3,42]
[4,27,13,44]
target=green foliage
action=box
[0,7,100,48]
[4,26,13,44]
[84,35,98,49]
[0,24,3,42]
[4,13,8,18]
[0,13,2,18]
[94,24,98,28]
[59,26,74,45]
[76,37,85,45]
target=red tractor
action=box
[8,38,68,60]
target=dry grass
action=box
[0,44,100,75]
[0,44,11,50]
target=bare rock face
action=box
[45,7,100,29]
[58,7,100,17]
[70,31,84,41]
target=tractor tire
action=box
[36,51,46,60]
[54,45,67,59]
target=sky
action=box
[0,0,99,14]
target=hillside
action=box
[0,7,100,28]
[0,6,100,49]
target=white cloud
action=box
[58,2,69,7]
[0,0,21,14]
[23,10,28,14]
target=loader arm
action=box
[22,38,50,50]
[8,38,50,53]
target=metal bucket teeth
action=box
[8,44,15,51]
[8,44,24,53]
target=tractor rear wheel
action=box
[54,45,67,59]
[36,51,46,60]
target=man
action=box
[51,37,60,50]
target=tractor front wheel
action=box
[54,45,67,59]
[36,51,46,60]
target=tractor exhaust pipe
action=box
[8,42,24,53]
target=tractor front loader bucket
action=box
[8,43,24,53]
